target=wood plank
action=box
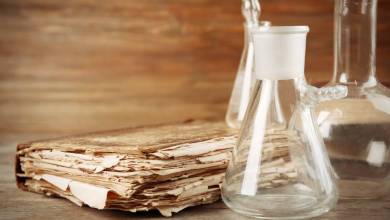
[0,0,389,83]
[1,134,390,220]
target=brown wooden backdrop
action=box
[0,0,389,135]
[1,1,390,219]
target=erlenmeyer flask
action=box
[226,0,271,129]
[315,0,390,199]
[221,26,338,219]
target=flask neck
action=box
[332,0,378,87]
[242,0,260,27]
[243,23,256,46]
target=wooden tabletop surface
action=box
[1,0,390,219]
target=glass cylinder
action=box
[222,26,338,219]
[316,0,390,199]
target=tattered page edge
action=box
[15,120,234,191]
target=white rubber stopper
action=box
[252,26,309,80]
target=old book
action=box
[16,120,237,216]
[15,120,298,216]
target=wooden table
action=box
[1,0,390,219]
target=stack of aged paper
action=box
[16,120,299,216]
[16,121,237,216]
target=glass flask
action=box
[226,0,271,129]
[315,0,390,199]
[221,26,339,219]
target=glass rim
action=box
[251,26,310,34]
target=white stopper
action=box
[252,26,309,80]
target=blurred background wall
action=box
[0,0,389,135]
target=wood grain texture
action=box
[0,0,389,82]
[0,0,390,219]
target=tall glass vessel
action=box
[316,0,390,199]
[226,0,271,129]
[222,26,338,219]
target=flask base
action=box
[222,194,334,219]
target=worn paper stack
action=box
[16,121,237,216]
[16,120,299,216]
